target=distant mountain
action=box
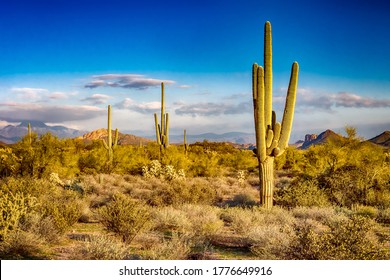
[368,131,390,147]
[168,132,256,144]
[296,129,344,149]
[0,121,87,144]
[81,128,152,145]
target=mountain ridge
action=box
[0,121,389,148]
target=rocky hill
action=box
[81,128,152,145]
[368,131,390,147]
[295,129,344,149]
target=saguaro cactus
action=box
[154,82,169,149]
[27,122,32,144]
[183,129,189,156]
[102,105,118,164]
[252,21,299,209]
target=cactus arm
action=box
[160,82,165,136]
[113,128,119,148]
[267,122,281,154]
[102,138,109,150]
[266,128,274,148]
[252,63,259,145]
[154,113,161,145]
[278,62,299,153]
[165,112,169,147]
[107,105,112,148]
[264,21,273,128]
[256,66,267,163]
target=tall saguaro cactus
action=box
[154,82,169,150]
[253,21,299,209]
[102,105,118,164]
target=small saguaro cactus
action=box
[252,21,299,209]
[154,82,169,149]
[183,129,189,156]
[102,105,119,164]
[27,122,32,144]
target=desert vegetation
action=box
[0,21,389,260]
[0,127,389,260]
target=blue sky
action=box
[0,0,389,142]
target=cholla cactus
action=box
[49,172,64,186]
[142,160,185,181]
[237,170,247,186]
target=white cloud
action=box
[115,98,160,114]
[11,87,49,100]
[48,91,70,100]
[85,74,175,90]
[174,101,251,116]
[80,94,111,105]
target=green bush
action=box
[275,179,330,208]
[289,215,388,260]
[146,179,218,206]
[99,193,150,243]
[81,235,129,260]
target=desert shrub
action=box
[151,204,223,241]
[99,193,150,243]
[142,232,194,260]
[291,207,337,224]
[151,206,192,233]
[221,206,295,235]
[378,208,390,224]
[0,230,48,259]
[188,147,221,177]
[179,204,224,240]
[40,190,83,234]
[81,234,129,260]
[20,213,61,243]
[78,144,106,174]
[318,166,365,207]
[221,206,295,259]
[275,179,330,208]
[0,147,20,177]
[249,224,294,259]
[0,177,81,238]
[353,205,379,219]
[147,178,218,206]
[227,192,258,207]
[288,215,387,260]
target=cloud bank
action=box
[80,94,111,105]
[115,98,160,114]
[275,89,390,111]
[85,74,175,90]
[0,102,104,123]
[174,101,251,116]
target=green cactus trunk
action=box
[252,21,299,209]
[184,129,189,156]
[102,105,118,165]
[259,157,274,208]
